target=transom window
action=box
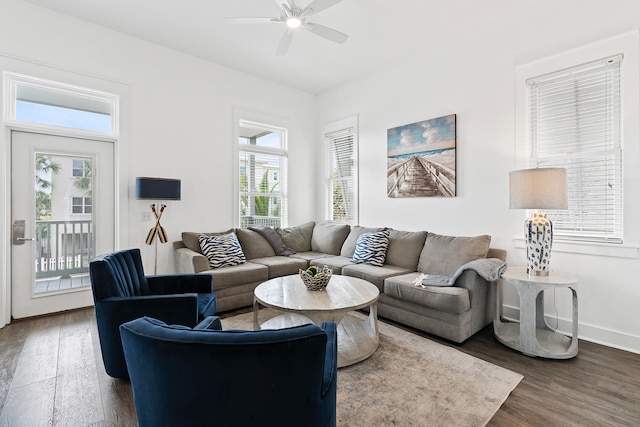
[5,72,118,134]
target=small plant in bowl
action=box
[299,265,332,291]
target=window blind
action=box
[527,54,622,242]
[326,127,357,223]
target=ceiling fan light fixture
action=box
[286,17,302,28]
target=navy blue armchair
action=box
[120,316,338,427]
[89,248,216,379]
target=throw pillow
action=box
[182,230,233,254]
[275,222,315,252]
[417,233,491,276]
[350,230,390,267]
[248,226,296,256]
[340,225,387,257]
[199,233,246,269]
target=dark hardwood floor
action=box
[1,307,639,426]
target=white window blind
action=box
[326,127,357,224]
[527,54,623,242]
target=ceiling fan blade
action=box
[228,17,281,24]
[302,0,342,16]
[304,22,348,44]
[276,28,295,56]
[274,0,293,10]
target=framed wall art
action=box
[387,114,456,198]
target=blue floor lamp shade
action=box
[136,177,181,201]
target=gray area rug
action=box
[223,310,523,427]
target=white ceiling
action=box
[19,0,638,94]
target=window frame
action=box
[515,31,640,258]
[236,118,288,229]
[323,116,359,224]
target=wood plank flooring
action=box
[1,307,639,426]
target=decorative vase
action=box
[525,212,553,276]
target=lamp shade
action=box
[136,177,181,200]
[509,168,567,210]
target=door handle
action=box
[12,220,34,245]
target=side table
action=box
[495,267,578,359]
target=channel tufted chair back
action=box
[90,248,216,379]
[121,316,338,427]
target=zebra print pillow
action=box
[350,230,390,267]
[199,232,246,269]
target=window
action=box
[324,117,358,224]
[5,72,117,134]
[72,197,92,214]
[527,55,622,242]
[238,120,287,228]
[72,159,86,177]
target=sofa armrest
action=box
[174,246,210,273]
[452,269,495,332]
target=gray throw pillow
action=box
[275,222,315,252]
[182,229,234,254]
[417,233,491,276]
[311,222,351,255]
[249,226,295,256]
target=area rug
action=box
[223,310,523,427]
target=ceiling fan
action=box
[229,0,349,56]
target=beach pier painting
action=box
[387,114,456,198]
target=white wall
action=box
[317,3,640,353]
[0,0,317,324]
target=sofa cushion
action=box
[385,229,428,270]
[276,222,315,252]
[250,256,308,279]
[417,233,491,276]
[199,233,246,269]
[235,228,277,260]
[341,263,413,291]
[182,229,234,254]
[340,225,386,257]
[311,222,351,255]
[200,262,268,291]
[249,225,295,256]
[384,273,471,314]
[350,230,390,267]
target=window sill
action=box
[513,237,639,259]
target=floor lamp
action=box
[136,177,181,275]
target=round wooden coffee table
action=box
[253,274,380,368]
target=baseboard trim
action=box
[501,304,640,355]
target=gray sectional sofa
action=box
[173,221,506,343]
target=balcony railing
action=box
[240,216,282,229]
[35,220,93,279]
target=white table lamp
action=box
[509,168,567,276]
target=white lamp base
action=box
[525,212,553,276]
